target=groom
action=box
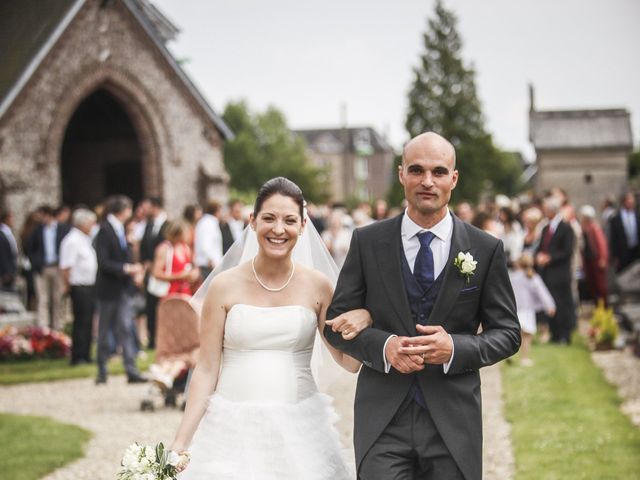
[325,132,520,480]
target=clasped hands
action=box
[325,308,373,340]
[385,325,453,374]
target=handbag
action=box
[147,243,173,297]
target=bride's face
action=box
[251,194,305,259]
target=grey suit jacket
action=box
[325,213,520,480]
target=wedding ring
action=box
[422,352,426,362]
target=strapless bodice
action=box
[214,304,319,403]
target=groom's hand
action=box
[399,325,453,365]
[385,336,425,373]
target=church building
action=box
[0,0,233,226]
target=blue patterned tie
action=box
[414,231,435,291]
[118,229,127,250]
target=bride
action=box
[171,177,371,479]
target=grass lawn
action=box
[0,350,154,385]
[502,336,640,480]
[0,413,91,480]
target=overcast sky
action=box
[153,0,639,160]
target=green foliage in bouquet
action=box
[118,442,183,480]
[588,300,619,349]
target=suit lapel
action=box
[427,215,471,325]
[375,215,415,335]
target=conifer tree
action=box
[404,0,519,202]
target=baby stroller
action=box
[140,294,200,411]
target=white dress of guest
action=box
[508,269,556,335]
[501,221,524,265]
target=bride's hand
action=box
[173,450,191,473]
[325,309,372,340]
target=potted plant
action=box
[588,300,619,350]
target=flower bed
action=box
[0,326,71,361]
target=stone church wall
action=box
[0,0,228,229]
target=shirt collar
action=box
[550,214,563,231]
[401,209,453,242]
[153,212,167,227]
[107,214,124,233]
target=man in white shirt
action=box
[194,200,223,280]
[60,209,98,366]
[26,205,70,329]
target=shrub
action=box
[588,301,619,348]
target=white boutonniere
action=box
[454,251,477,283]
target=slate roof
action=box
[294,127,393,156]
[0,0,233,139]
[530,108,632,151]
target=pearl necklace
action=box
[251,257,296,292]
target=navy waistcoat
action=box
[400,246,444,408]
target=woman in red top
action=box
[152,221,200,297]
[149,220,200,389]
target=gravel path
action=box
[591,349,640,428]
[0,365,513,479]
[481,363,515,480]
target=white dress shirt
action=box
[43,221,58,265]
[228,218,245,242]
[107,214,126,247]
[152,212,167,237]
[383,210,455,374]
[59,228,97,286]
[620,208,638,249]
[0,223,18,256]
[194,214,223,268]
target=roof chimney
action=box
[529,83,535,113]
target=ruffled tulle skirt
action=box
[179,393,353,480]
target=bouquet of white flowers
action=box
[118,442,189,480]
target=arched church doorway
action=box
[61,88,143,207]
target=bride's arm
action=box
[170,275,227,453]
[317,276,365,373]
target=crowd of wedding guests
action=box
[0,186,636,376]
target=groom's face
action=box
[399,134,458,219]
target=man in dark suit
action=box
[221,199,247,254]
[94,195,146,384]
[608,192,640,273]
[0,209,18,292]
[324,132,520,480]
[26,205,71,329]
[535,196,576,344]
[140,197,168,349]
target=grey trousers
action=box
[359,395,465,480]
[96,293,139,378]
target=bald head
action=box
[402,132,456,169]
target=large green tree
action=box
[404,0,520,202]
[222,101,330,203]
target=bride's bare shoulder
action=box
[205,262,252,293]
[295,263,332,292]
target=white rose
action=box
[122,452,138,469]
[463,252,474,263]
[138,457,150,470]
[167,451,180,467]
[460,261,475,274]
[144,447,156,462]
[457,252,466,262]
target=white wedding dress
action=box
[179,304,352,480]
